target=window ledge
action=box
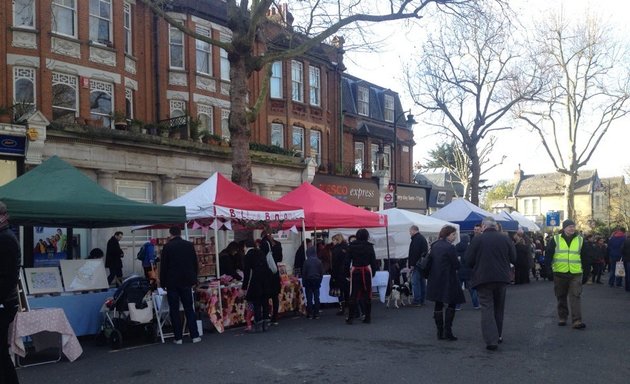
[49,32,81,44]
[10,26,39,34]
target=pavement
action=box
[16,278,630,384]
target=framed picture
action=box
[23,267,64,295]
[60,259,109,292]
[277,262,289,283]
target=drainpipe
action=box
[153,13,161,122]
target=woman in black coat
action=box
[345,229,378,324]
[512,233,531,285]
[242,240,274,332]
[426,225,465,341]
[260,233,282,324]
[330,234,349,316]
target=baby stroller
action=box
[97,276,155,349]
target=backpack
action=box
[136,243,147,261]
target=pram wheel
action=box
[95,331,107,347]
[109,329,123,350]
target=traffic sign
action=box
[384,193,393,203]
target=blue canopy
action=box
[430,199,518,231]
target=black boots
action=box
[336,301,345,316]
[362,301,371,324]
[444,308,457,341]
[433,311,445,340]
[346,300,355,324]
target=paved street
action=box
[16,279,630,384]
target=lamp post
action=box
[392,109,417,207]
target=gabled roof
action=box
[341,74,404,126]
[514,170,598,197]
[415,170,465,197]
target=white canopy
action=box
[330,208,459,260]
[501,211,541,232]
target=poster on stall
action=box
[33,227,68,267]
[60,259,109,292]
[23,267,64,295]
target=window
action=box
[357,86,369,116]
[123,3,132,55]
[310,130,321,165]
[116,180,153,203]
[309,66,320,106]
[169,100,186,117]
[370,144,379,172]
[196,27,212,75]
[89,0,112,45]
[354,142,365,174]
[52,72,78,122]
[384,94,394,122]
[221,109,230,139]
[521,197,540,216]
[89,79,113,128]
[271,123,284,148]
[270,61,283,98]
[13,67,35,116]
[291,61,303,102]
[125,88,133,120]
[169,26,184,69]
[13,0,35,28]
[292,126,304,155]
[197,104,214,134]
[594,194,605,212]
[220,33,230,81]
[383,145,391,171]
[52,0,76,37]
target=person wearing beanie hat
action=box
[545,219,586,329]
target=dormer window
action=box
[358,86,369,116]
[384,94,394,122]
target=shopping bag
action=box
[615,261,625,278]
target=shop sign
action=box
[313,174,379,207]
[0,134,26,156]
[396,185,427,210]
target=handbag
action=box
[615,260,625,278]
[419,254,432,279]
[266,251,278,274]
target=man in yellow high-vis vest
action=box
[545,219,586,329]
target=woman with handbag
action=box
[426,225,465,341]
[260,232,281,326]
[345,229,378,324]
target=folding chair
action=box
[152,290,193,343]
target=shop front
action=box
[312,174,380,210]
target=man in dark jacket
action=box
[105,231,124,286]
[0,201,20,384]
[408,225,428,306]
[607,227,626,287]
[623,233,630,291]
[466,216,516,351]
[293,238,311,277]
[159,226,200,344]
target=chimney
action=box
[513,164,523,184]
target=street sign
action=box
[384,193,393,203]
[546,211,560,227]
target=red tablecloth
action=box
[10,308,83,362]
[197,277,306,333]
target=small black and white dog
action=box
[387,282,412,308]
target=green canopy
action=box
[0,156,186,228]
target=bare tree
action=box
[139,0,477,190]
[517,12,630,220]
[406,4,543,205]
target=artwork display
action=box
[23,267,64,295]
[60,259,109,292]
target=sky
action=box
[342,0,630,184]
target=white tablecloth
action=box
[303,271,389,304]
[10,308,83,362]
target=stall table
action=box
[307,271,390,304]
[197,277,306,333]
[10,308,83,365]
[27,289,116,336]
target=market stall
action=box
[430,198,518,231]
[0,156,187,339]
[146,172,306,331]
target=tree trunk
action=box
[563,172,577,221]
[228,55,253,191]
[469,150,481,206]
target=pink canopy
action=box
[277,182,387,230]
